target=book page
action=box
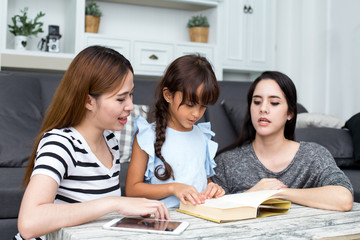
[203,190,283,209]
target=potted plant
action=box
[8,7,45,50]
[186,14,210,43]
[85,0,102,33]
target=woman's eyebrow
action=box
[117,86,135,96]
[269,95,281,99]
[253,95,281,99]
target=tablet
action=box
[103,217,189,235]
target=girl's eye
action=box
[117,98,125,102]
[253,100,261,105]
[186,103,194,107]
[271,102,280,106]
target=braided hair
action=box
[153,54,219,180]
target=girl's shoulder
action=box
[134,116,156,148]
[196,122,215,139]
[135,115,155,131]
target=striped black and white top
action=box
[32,127,121,203]
[15,127,121,240]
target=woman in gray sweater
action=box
[212,71,353,211]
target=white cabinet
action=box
[221,0,276,72]
[0,0,275,78]
[84,34,217,76]
[133,41,174,75]
[0,0,221,77]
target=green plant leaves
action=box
[85,1,102,17]
[8,7,45,37]
[187,14,210,28]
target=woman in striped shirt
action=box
[16,46,169,240]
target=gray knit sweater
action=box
[212,142,353,195]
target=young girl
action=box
[16,46,169,240]
[126,55,225,207]
[212,71,354,211]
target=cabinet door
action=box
[245,0,274,69]
[222,0,247,68]
[222,0,275,71]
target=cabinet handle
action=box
[243,5,248,13]
[243,5,253,14]
[149,54,158,60]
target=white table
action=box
[47,203,360,240]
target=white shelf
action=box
[97,0,220,11]
[1,49,74,71]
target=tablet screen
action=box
[111,217,183,232]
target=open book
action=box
[177,189,291,223]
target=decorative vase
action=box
[189,27,209,43]
[14,35,28,50]
[85,15,100,33]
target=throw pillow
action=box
[295,127,354,168]
[221,99,247,135]
[113,104,149,163]
[296,113,345,129]
[344,112,360,162]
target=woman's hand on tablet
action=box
[115,197,170,220]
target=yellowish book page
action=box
[203,189,284,209]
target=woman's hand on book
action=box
[248,178,287,192]
[201,182,226,199]
[170,183,205,205]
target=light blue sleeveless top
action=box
[133,116,218,208]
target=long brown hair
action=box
[23,46,133,186]
[153,54,219,180]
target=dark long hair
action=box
[153,54,219,180]
[23,46,133,186]
[217,71,297,155]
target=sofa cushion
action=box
[344,112,360,163]
[38,74,63,114]
[0,73,42,167]
[342,169,360,202]
[221,99,247,135]
[114,104,149,163]
[0,167,26,218]
[0,219,19,240]
[295,127,356,168]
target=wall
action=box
[327,0,360,122]
[276,0,360,121]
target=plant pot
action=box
[189,27,209,43]
[85,15,100,33]
[14,35,28,50]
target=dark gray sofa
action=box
[0,71,359,239]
